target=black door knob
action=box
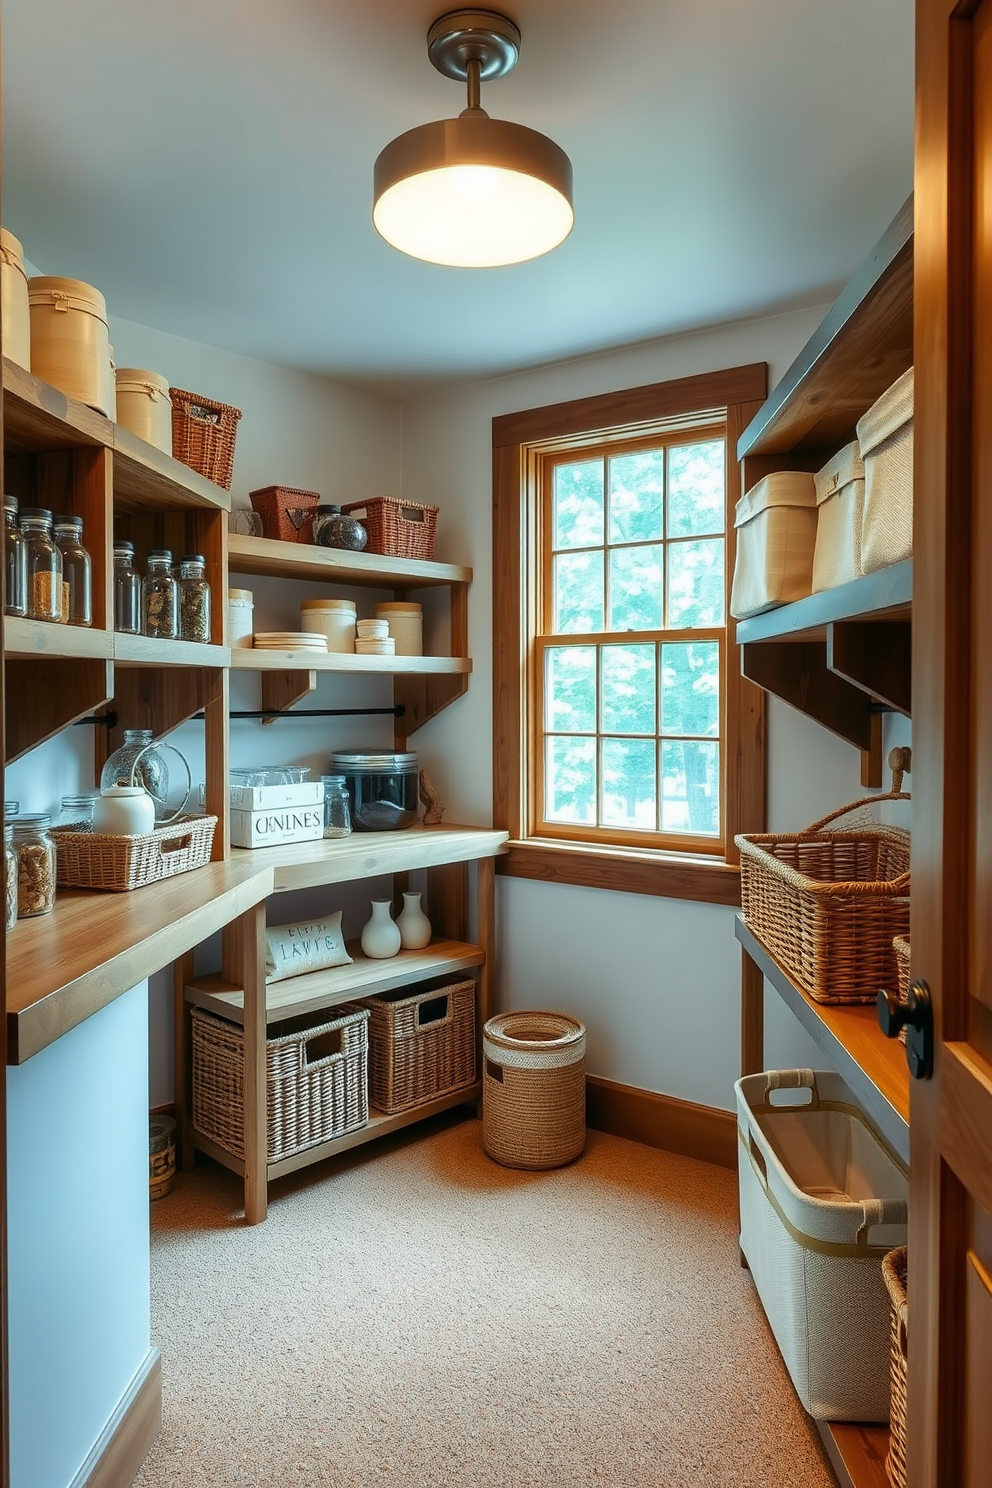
[877,979,934,1080]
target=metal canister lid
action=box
[330,750,418,772]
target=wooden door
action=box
[913,2,992,1482]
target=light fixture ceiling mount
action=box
[372,8,574,269]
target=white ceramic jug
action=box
[92,786,156,836]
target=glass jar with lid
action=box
[320,775,352,838]
[328,751,419,831]
[4,823,17,931]
[177,554,211,642]
[53,515,93,626]
[4,495,27,618]
[59,793,98,827]
[13,814,56,918]
[313,504,368,552]
[21,508,63,622]
[142,549,178,639]
[113,540,141,634]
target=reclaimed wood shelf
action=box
[736,562,912,645]
[3,616,115,660]
[736,914,909,1164]
[231,649,470,674]
[186,937,485,1026]
[817,1420,891,1488]
[233,825,509,893]
[6,859,273,1064]
[113,633,230,668]
[193,1082,484,1183]
[228,532,472,588]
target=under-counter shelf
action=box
[6,858,273,1064]
[736,913,908,1164]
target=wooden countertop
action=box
[7,859,273,1063]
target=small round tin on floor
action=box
[482,1011,586,1170]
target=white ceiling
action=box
[2,0,914,398]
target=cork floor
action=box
[134,1115,833,1487]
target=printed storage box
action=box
[730,472,817,618]
[736,1068,908,1421]
[858,367,914,573]
[812,441,865,592]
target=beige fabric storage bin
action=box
[1,229,31,370]
[28,275,116,418]
[730,472,817,618]
[812,441,865,592]
[736,1068,907,1422]
[858,367,914,573]
[115,368,172,452]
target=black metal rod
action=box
[73,705,403,726]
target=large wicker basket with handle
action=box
[735,791,910,1004]
[882,1246,908,1488]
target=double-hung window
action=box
[493,363,768,904]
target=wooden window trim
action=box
[493,363,769,905]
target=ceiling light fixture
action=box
[372,8,573,269]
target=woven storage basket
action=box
[249,485,321,544]
[340,496,438,561]
[482,1011,586,1170]
[51,814,217,892]
[191,1003,369,1163]
[736,792,911,1004]
[361,977,476,1114]
[171,387,241,490]
[893,934,911,1045]
[882,1246,909,1488]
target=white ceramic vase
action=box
[396,891,432,950]
[361,899,401,959]
[92,786,156,836]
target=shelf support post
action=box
[222,903,268,1224]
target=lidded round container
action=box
[356,617,389,641]
[59,793,98,827]
[177,554,211,642]
[375,601,423,656]
[1,229,31,370]
[113,541,141,635]
[28,276,116,418]
[300,597,356,653]
[228,587,254,648]
[329,750,419,832]
[53,515,93,626]
[115,368,172,453]
[13,814,56,918]
[142,549,178,639]
[21,508,63,622]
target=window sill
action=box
[496,838,741,906]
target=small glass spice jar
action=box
[320,775,352,839]
[313,504,368,552]
[4,823,18,931]
[53,515,93,626]
[21,508,63,622]
[177,554,211,642]
[113,540,141,634]
[13,814,56,918]
[4,495,27,618]
[59,793,98,827]
[142,549,178,640]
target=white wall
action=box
[400,305,903,1111]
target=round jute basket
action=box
[482,1011,586,1171]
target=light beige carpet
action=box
[135,1115,833,1488]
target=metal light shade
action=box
[373,113,574,268]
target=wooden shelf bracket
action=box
[6,658,114,763]
[740,639,875,750]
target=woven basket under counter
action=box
[360,978,476,1115]
[170,387,241,490]
[735,791,911,1005]
[339,496,438,560]
[882,1247,909,1488]
[51,815,217,892]
[482,1011,586,1171]
[191,1003,369,1164]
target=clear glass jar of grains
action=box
[13,814,56,918]
[142,549,178,640]
[177,554,211,642]
[21,508,63,622]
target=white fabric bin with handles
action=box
[736,1068,907,1422]
[730,471,817,618]
[858,366,914,573]
[812,441,865,592]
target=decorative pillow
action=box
[265,911,353,983]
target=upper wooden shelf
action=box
[738,197,913,460]
[186,937,486,1027]
[736,914,909,1164]
[736,561,912,645]
[228,533,472,589]
[233,824,509,892]
[231,649,470,675]
[2,618,229,668]
[2,358,231,513]
[7,859,273,1064]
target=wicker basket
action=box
[249,485,321,544]
[893,934,911,1044]
[191,1003,369,1163]
[340,496,438,560]
[482,1011,586,1171]
[361,977,476,1114]
[171,388,241,490]
[882,1246,908,1488]
[51,815,217,892]
[735,792,911,1004]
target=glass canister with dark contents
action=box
[328,751,418,831]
